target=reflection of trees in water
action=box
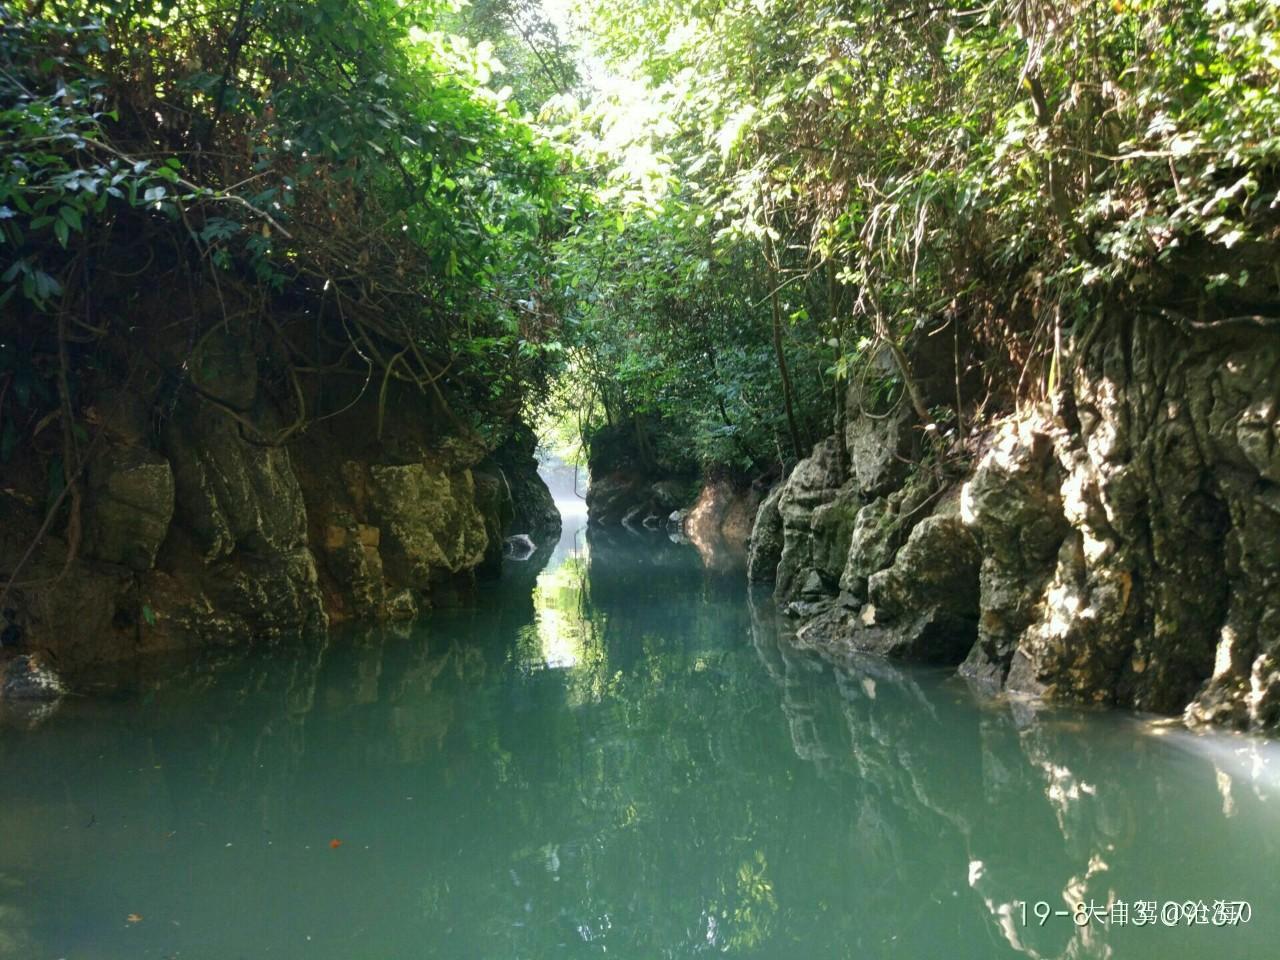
[449,527,788,955]
[3,538,1278,960]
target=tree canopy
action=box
[545,0,1280,474]
[2,0,571,471]
[3,0,1278,477]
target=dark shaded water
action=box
[1,517,1278,959]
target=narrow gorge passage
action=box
[3,1,1279,957]
[2,503,1278,959]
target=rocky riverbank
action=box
[746,313,1280,733]
[0,331,559,698]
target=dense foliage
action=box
[549,0,1280,475]
[4,0,1278,486]
[1,0,570,469]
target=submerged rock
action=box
[504,534,537,561]
[0,654,66,701]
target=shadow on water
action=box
[0,510,1277,959]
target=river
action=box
[1,507,1278,959]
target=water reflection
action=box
[0,519,1277,959]
[753,594,1280,959]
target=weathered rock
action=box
[153,398,325,647]
[958,415,1069,690]
[808,485,863,586]
[166,405,310,561]
[2,287,557,690]
[206,547,326,640]
[319,514,387,621]
[385,588,418,621]
[840,498,895,598]
[361,462,489,585]
[684,480,760,561]
[10,565,132,677]
[0,653,66,701]
[951,318,1280,730]
[651,480,687,511]
[775,438,847,602]
[85,445,175,571]
[858,512,982,662]
[845,395,916,495]
[487,425,561,536]
[473,468,514,575]
[747,484,784,582]
[585,473,645,525]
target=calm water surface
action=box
[2,514,1278,959]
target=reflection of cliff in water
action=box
[747,591,1280,959]
[2,526,1278,959]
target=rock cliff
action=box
[0,330,559,694]
[748,314,1280,732]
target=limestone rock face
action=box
[364,463,489,583]
[155,401,325,648]
[958,418,1069,691]
[166,406,310,562]
[86,445,175,571]
[488,425,561,537]
[747,483,785,582]
[319,515,388,621]
[845,393,915,495]
[745,312,1280,732]
[774,438,849,602]
[651,480,687,512]
[862,513,981,662]
[952,322,1280,730]
[807,485,863,588]
[583,419,700,528]
[472,468,514,575]
[585,473,645,525]
[841,498,895,597]
[2,321,551,688]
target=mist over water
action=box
[538,452,588,518]
[1,496,1277,959]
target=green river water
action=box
[1,513,1278,960]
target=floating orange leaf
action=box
[329,838,343,849]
